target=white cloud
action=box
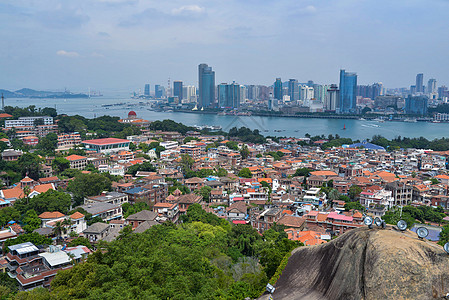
[171,5,205,16]
[300,5,317,14]
[56,50,80,57]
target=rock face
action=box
[261,227,449,300]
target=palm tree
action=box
[52,221,64,243]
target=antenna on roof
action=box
[1,93,4,111]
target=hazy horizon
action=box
[1,0,449,92]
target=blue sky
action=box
[1,0,449,92]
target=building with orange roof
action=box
[22,135,39,146]
[65,154,88,169]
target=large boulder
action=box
[260,227,449,300]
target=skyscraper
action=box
[325,84,339,111]
[155,85,165,98]
[198,64,215,108]
[173,81,183,101]
[144,84,150,96]
[218,82,241,108]
[427,79,437,94]
[339,69,357,113]
[416,73,424,93]
[288,79,299,101]
[274,78,283,100]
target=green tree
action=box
[52,157,71,174]
[22,209,41,233]
[125,161,156,176]
[240,145,250,160]
[438,224,449,246]
[15,190,72,215]
[67,173,112,205]
[344,201,365,212]
[68,237,93,249]
[17,152,42,180]
[294,168,311,177]
[238,168,252,178]
[349,185,362,200]
[198,186,212,202]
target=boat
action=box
[404,118,417,123]
[192,104,198,111]
[373,117,385,123]
[359,118,366,121]
[432,120,441,123]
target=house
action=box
[153,202,179,223]
[184,177,204,191]
[125,210,158,229]
[5,243,72,290]
[65,155,88,170]
[79,202,122,222]
[177,194,202,214]
[1,149,23,161]
[84,192,128,205]
[83,222,111,243]
[277,215,305,230]
[70,212,87,234]
[226,202,248,221]
[252,207,283,233]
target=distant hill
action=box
[0,88,89,98]
[259,226,449,300]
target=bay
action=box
[5,95,449,141]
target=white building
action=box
[5,116,53,129]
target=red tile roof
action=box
[82,138,129,145]
[39,211,65,219]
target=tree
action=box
[328,189,340,201]
[22,209,41,233]
[36,133,58,155]
[240,145,250,160]
[198,186,212,202]
[180,154,195,173]
[67,173,112,205]
[52,220,65,242]
[68,237,92,249]
[294,168,311,177]
[129,142,137,151]
[15,190,72,215]
[238,168,252,178]
[438,224,449,246]
[17,153,42,180]
[125,161,156,176]
[52,157,71,174]
[349,185,362,201]
[344,201,365,212]
[226,141,239,151]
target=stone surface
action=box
[259,227,449,300]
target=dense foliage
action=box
[382,205,446,228]
[228,127,265,144]
[149,119,196,135]
[67,173,112,205]
[15,190,72,215]
[125,161,156,176]
[7,205,300,299]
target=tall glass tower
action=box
[339,69,357,113]
[198,64,215,108]
[218,82,241,108]
[173,81,183,101]
[274,78,283,100]
[416,73,424,93]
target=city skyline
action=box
[1,1,449,91]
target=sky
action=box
[1,0,449,92]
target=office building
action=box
[325,84,339,111]
[155,85,165,99]
[183,85,197,103]
[288,79,300,101]
[198,63,215,108]
[300,85,314,101]
[357,83,383,99]
[313,84,329,102]
[144,84,150,96]
[428,79,437,94]
[218,82,241,108]
[173,81,183,102]
[438,86,448,99]
[274,78,283,100]
[405,95,428,115]
[416,73,424,93]
[339,69,357,113]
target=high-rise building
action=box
[438,86,448,99]
[405,95,428,115]
[155,85,165,98]
[173,81,183,101]
[274,78,283,100]
[300,85,314,101]
[416,73,424,93]
[182,85,197,103]
[339,69,357,113]
[218,82,241,108]
[325,84,339,111]
[427,79,437,94]
[144,84,150,96]
[313,84,329,102]
[356,83,383,100]
[288,79,299,101]
[198,64,215,108]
